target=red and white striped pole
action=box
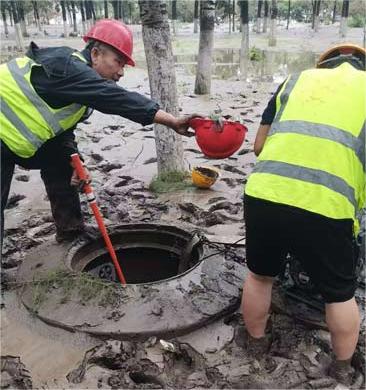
[71,153,126,286]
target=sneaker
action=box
[328,359,355,386]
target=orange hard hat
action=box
[189,118,248,159]
[84,19,135,66]
[191,166,220,189]
[317,43,365,70]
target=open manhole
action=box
[69,224,203,284]
[18,223,246,340]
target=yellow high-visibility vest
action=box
[245,63,366,233]
[0,53,87,158]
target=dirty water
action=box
[1,29,366,389]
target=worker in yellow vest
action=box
[0,19,195,245]
[241,43,365,385]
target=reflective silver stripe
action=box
[1,98,43,149]
[54,103,83,121]
[274,74,300,122]
[253,160,357,209]
[269,120,365,168]
[359,121,365,170]
[7,59,63,135]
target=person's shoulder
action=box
[27,42,87,77]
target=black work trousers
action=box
[1,139,84,245]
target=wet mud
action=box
[2,29,365,389]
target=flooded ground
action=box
[1,23,365,389]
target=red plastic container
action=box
[189,118,248,159]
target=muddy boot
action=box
[234,326,271,358]
[327,358,355,386]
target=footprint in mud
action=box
[208,201,242,215]
[5,194,26,209]
[144,135,155,139]
[144,157,157,164]
[98,162,124,172]
[90,153,103,162]
[139,126,153,132]
[237,148,252,155]
[101,144,121,151]
[15,175,29,182]
[214,164,247,176]
[207,196,226,204]
[220,177,243,188]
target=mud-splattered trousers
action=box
[1,133,84,245]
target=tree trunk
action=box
[232,0,235,32]
[104,0,109,18]
[60,0,68,38]
[313,0,321,32]
[138,0,184,174]
[256,0,262,33]
[70,1,77,33]
[228,0,232,34]
[79,1,86,35]
[171,0,177,35]
[17,1,27,37]
[90,1,96,21]
[32,1,41,31]
[332,0,337,23]
[238,0,249,81]
[263,0,268,32]
[268,0,277,46]
[1,2,9,37]
[193,0,199,33]
[10,0,24,50]
[286,0,290,29]
[339,0,349,37]
[194,0,215,95]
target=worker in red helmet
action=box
[0,19,195,246]
[240,44,365,385]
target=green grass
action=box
[30,269,120,311]
[149,170,193,193]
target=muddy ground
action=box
[1,24,365,389]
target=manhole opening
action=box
[69,225,203,285]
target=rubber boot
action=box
[41,171,84,242]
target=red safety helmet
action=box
[83,19,135,66]
[190,118,248,159]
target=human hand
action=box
[70,164,91,191]
[173,113,205,137]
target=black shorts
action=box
[244,194,357,303]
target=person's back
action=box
[245,61,365,233]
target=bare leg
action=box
[242,271,274,338]
[326,298,360,360]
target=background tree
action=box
[256,0,262,33]
[312,0,321,32]
[263,0,269,32]
[104,0,109,18]
[286,0,291,29]
[332,0,337,23]
[1,1,9,37]
[138,0,184,174]
[31,1,41,31]
[9,0,24,49]
[194,0,216,95]
[171,0,177,35]
[60,0,68,38]
[193,0,199,33]
[340,0,349,37]
[70,1,77,34]
[268,0,277,46]
[238,0,249,81]
[16,1,28,37]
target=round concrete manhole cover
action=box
[17,224,246,340]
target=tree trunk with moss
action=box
[138,0,184,174]
[194,0,215,95]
